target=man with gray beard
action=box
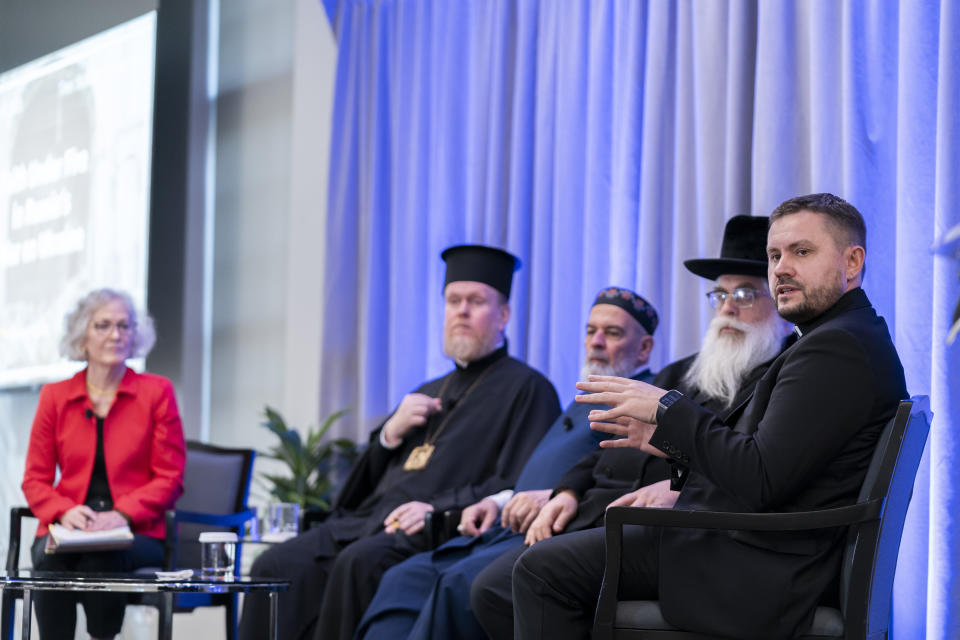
[241,244,561,640]
[353,287,663,640]
[470,215,793,640]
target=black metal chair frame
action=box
[2,506,35,640]
[593,397,931,640]
[2,441,256,640]
[148,441,256,640]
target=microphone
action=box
[563,417,573,431]
[85,409,94,419]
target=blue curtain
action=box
[317,1,960,637]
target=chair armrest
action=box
[594,499,884,640]
[604,499,883,532]
[441,509,463,542]
[423,510,443,548]
[7,507,35,573]
[422,509,463,548]
[169,509,256,529]
[163,508,257,571]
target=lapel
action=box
[725,334,798,432]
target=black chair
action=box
[141,440,256,640]
[593,396,931,640]
[3,441,256,640]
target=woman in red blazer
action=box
[22,289,186,640]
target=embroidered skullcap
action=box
[592,287,658,336]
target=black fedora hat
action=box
[683,215,769,280]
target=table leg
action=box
[159,592,173,640]
[21,590,31,640]
[268,592,278,640]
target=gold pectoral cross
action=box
[403,443,435,471]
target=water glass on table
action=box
[199,531,237,580]
[263,502,300,542]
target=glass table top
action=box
[0,570,288,594]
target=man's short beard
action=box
[443,332,501,364]
[775,277,845,324]
[682,314,785,407]
[579,350,644,382]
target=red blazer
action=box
[22,368,186,539]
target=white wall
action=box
[208,0,336,506]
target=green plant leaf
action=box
[257,406,354,509]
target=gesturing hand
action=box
[575,375,665,426]
[606,480,678,510]
[459,498,500,537]
[524,491,578,546]
[592,415,666,458]
[382,393,443,447]
[383,501,434,536]
[501,490,551,534]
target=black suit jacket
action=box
[651,288,907,639]
[555,348,781,533]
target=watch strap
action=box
[656,389,684,422]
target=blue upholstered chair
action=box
[140,440,256,640]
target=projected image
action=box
[0,13,156,387]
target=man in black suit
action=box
[512,193,908,640]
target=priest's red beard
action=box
[443,331,502,364]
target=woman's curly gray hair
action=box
[59,289,157,361]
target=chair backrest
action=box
[173,441,255,569]
[839,396,931,638]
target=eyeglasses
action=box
[91,321,134,335]
[706,287,768,309]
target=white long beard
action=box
[682,315,785,407]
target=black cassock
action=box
[239,344,560,640]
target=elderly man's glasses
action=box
[706,287,768,309]
[92,321,134,335]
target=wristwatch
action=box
[656,389,684,422]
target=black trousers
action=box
[472,526,660,640]
[312,530,427,640]
[30,534,164,640]
[239,524,427,640]
[470,543,525,639]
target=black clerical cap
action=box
[441,244,521,299]
[683,215,769,280]
[593,287,659,335]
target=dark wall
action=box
[0,0,158,73]
[0,0,211,436]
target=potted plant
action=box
[258,406,359,511]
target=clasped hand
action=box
[457,489,551,537]
[60,505,128,531]
[575,375,668,458]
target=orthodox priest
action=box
[239,244,561,640]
